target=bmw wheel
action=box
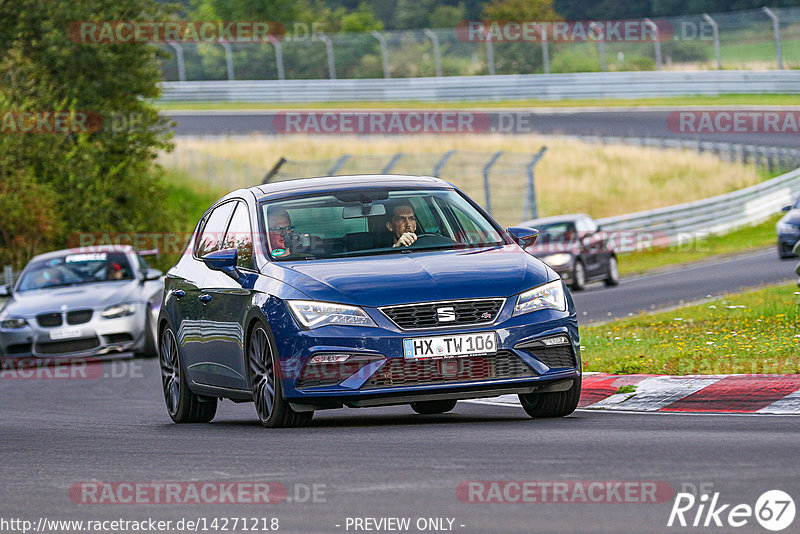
[410,399,457,414]
[519,375,581,418]
[247,323,313,428]
[159,326,217,423]
[604,256,619,287]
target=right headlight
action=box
[540,253,573,267]
[777,222,800,234]
[287,300,377,329]
[513,281,566,316]
[1,317,28,329]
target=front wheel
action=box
[604,256,619,287]
[410,399,457,414]
[159,326,217,423]
[571,261,586,291]
[247,323,313,428]
[518,375,581,418]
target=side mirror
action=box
[507,226,539,248]
[202,248,242,282]
[0,284,10,297]
[141,268,163,283]
[782,205,792,212]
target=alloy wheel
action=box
[248,326,276,422]
[159,328,181,416]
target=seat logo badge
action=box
[437,307,456,322]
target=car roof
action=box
[250,174,454,202]
[29,245,135,263]
[519,214,592,227]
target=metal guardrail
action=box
[159,70,800,103]
[597,166,800,246]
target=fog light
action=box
[309,354,351,364]
[541,335,570,346]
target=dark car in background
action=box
[157,175,582,428]
[0,246,163,359]
[519,214,618,290]
[777,196,800,258]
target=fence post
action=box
[319,33,336,79]
[167,41,186,81]
[370,31,391,78]
[220,42,235,80]
[3,265,13,287]
[327,154,351,175]
[533,24,550,74]
[263,157,286,183]
[486,34,496,75]
[702,14,722,69]
[589,22,606,72]
[482,151,504,214]
[433,150,455,177]
[423,29,443,77]
[268,36,285,80]
[523,147,547,220]
[762,7,783,70]
[644,18,662,70]
[382,153,403,173]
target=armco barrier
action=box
[158,70,800,103]
[597,166,800,245]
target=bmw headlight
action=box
[541,253,573,267]
[777,222,800,235]
[101,302,136,319]
[1,317,28,329]
[514,281,566,316]
[287,300,377,329]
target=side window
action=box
[222,202,254,269]
[196,202,235,257]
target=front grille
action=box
[380,298,504,330]
[525,346,576,369]
[66,310,93,325]
[36,313,62,327]
[361,350,533,389]
[35,337,99,355]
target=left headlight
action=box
[777,222,800,235]
[541,253,573,267]
[1,317,28,329]
[101,302,136,319]
[513,281,567,316]
[287,300,377,329]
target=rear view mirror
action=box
[202,248,242,282]
[141,268,162,282]
[342,204,386,219]
[507,226,539,248]
[782,205,792,212]
[0,284,10,297]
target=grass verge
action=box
[581,283,800,375]
[155,94,800,111]
[617,214,782,276]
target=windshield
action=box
[261,188,505,260]
[16,252,135,291]
[534,222,578,243]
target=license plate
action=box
[50,327,82,340]
[403,331,497,359]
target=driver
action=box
[267,206,294,257]
[386,202,418,247]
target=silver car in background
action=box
[0,246,163,359]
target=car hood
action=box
[279,245,555,308]
[2,281,143,318]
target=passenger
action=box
[386,202,418,247]
[267,206,294,257]
[106,262,124,280]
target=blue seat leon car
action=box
[157,175,581,427]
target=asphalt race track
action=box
[1,357,799,534]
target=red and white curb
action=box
[472,374,800,414]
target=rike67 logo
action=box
[668,490,795,531]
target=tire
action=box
[518,375,581,418]
[136,305,158,358]
[604,256,620,287]
[410,399,457,414]
[571,261,586,291]
[247,323,313,428]
[159,326,217,423]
